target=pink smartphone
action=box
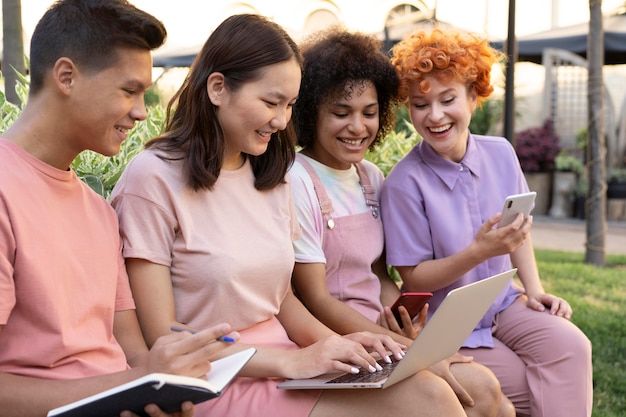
[390,292,433,328]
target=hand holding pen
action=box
[141,323,237,379]
[171,325,238,343]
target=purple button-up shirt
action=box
[381,132,527,348]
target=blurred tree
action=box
[585,0,606,266]
[2,0,25,105]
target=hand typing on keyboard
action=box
[326,355,401,384]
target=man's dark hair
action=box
[29,0,167,94]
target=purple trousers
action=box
[460,296,592,417]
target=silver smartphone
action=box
[498,191,537,227]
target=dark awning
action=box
[490,12,626,65]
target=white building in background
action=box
[212,0,433,42]
[8,0,626,136]
[14,0,626,52]
[144,0,436,53]
[132,0,622,47]
[140,0,439,99]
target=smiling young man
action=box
[0,2,235,416]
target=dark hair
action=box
[294,27,399,150]
[147,14,303,192]
[29,0,167,95]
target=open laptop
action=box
[278,268,516,390]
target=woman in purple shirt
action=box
[381,28,592,417]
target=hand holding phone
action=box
[390,292,433,329]
[497,191,537,227]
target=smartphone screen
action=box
[390,292,433,328]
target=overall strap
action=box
[354,162,380,219]
[295,154,335,229]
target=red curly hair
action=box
[391,28,504,107]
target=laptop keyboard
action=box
[326,356,400,384]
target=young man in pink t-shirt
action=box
[0,2,235,416]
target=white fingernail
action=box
[385,355,392,363]
[375,363,383,371]
[350,367,359,374]
[368,365,376,373]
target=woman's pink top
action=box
[111,150,320,417]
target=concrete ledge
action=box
[532,215,626,255]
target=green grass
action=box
[534,249,626,417]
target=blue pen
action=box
[170,325,236,343]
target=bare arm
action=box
[0,346,145,417]
[374,258,427,341]
[125,259,179,348]
[512,235,573,318]
[113,309,150,368]
[292,262,412,347]
[374,257,402,308]
[0,324,226,417]
[277,283,336,345]
[398,213,531,292]
[511,234,543,295]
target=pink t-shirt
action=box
[111,150,320,417]
[111,150,300,331]
[0,139,133,379]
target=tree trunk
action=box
[2,0,25,105]
[585,0,606,266]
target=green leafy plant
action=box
[469,97,503,135]
[555,149,585,174]
[573,177,589,199]
[575,128,588,154]
[607,166,626,184]
[393,105,415,137]
[0,75,26,131]
[366,128,421,176]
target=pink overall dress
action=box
[296,155,385,322]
